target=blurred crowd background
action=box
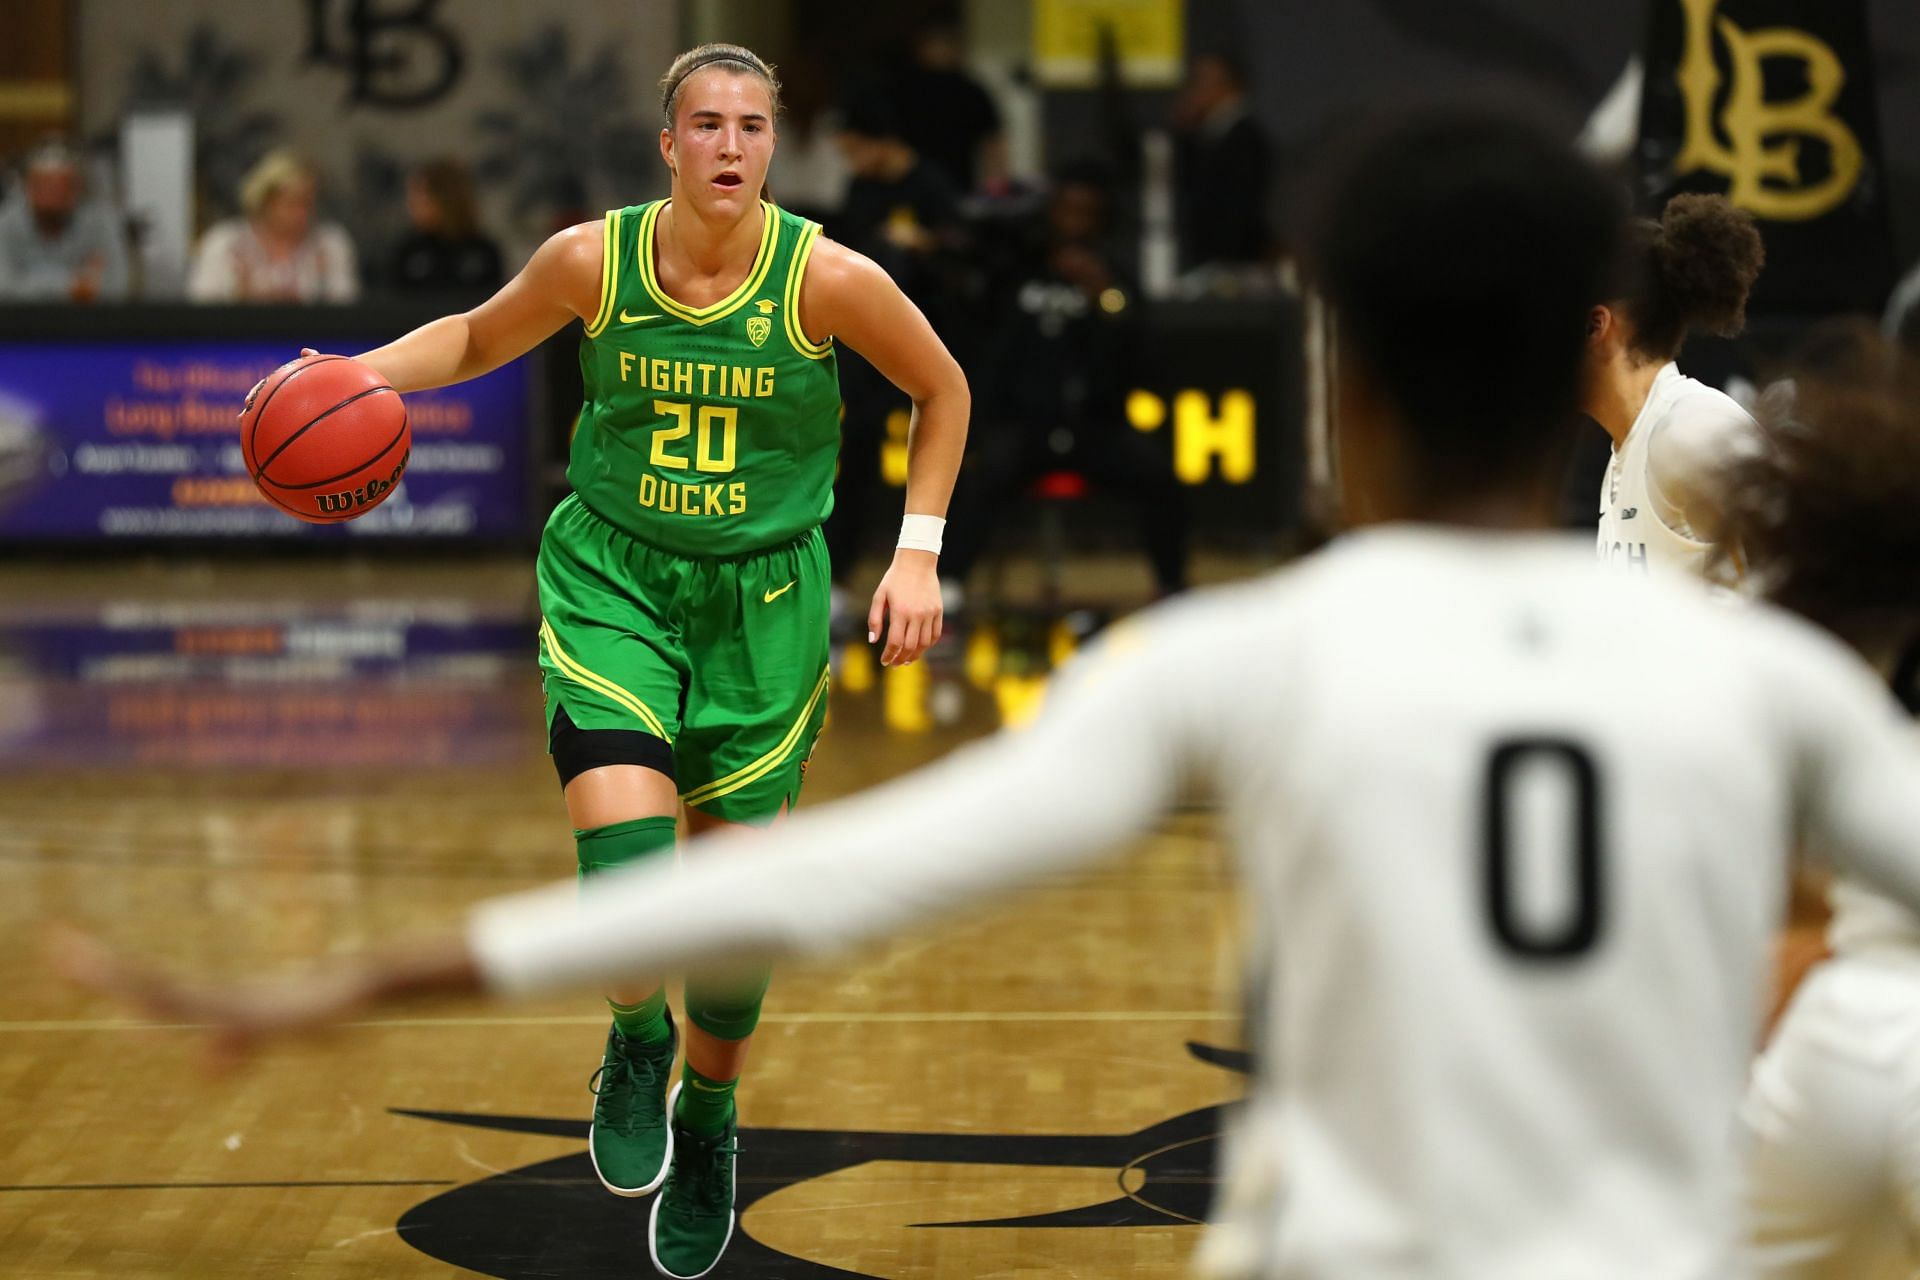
[0,3,1295,306]
[2,0,1919,587]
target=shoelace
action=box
[588,1042,665,1137]
[679,1136,740,1217]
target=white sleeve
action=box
[1643,395,1758,539]
[319,225,360,302]
[185,224,238,302]
[91,205,131,300]
[1772,620,1920,910]
[1575,56,1643,165]
[1884,262,1920,339]
[469,614,1216,997]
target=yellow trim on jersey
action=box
[782,221,833,360]
[539,618,673,743]
[582,209,621,339]
[680,665,830,808]
[635,199,780,326]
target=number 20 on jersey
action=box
[636,398,747,517]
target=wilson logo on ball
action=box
[313,453,410,516]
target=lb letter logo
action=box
[1674,0,1862,221]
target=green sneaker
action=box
[649,1083,738,1279]
[587,1010,676,1196]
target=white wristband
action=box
[897,513,945,554]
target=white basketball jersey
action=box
[1827,710,1920,955]
[473,529,1920,1280]
[1829,877,1920,955]
[1592,369,1917,955]
[1742,715,1920,1280]
[1596,362,1752,579]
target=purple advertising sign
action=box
[0,608,537,770]
[0,341,531,539]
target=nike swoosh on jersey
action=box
[618,310,662,324]
[763,581,796,603]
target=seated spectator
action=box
[889,15,1006,196]
[188,150,358,302]
[940,180,1190,604]
[832,97,965,279]
[823,98,976,626]
[1003,161,1133,290]
[388,158,502,293]
[1172,53,1276,272]
[768,45,849,224]
[0,138,129,302]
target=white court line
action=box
[0,1010,1237,1033]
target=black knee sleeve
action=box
[549,704,675,788]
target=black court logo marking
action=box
[391,1041,1248,1278]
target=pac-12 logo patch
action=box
[746,316,771,348]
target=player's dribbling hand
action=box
[869,550,943,666]
[46,925,483,1071]
[238,351,323,425]
[45,925,378,1071]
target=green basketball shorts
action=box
[536,494,831,823]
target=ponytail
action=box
[1618,193,1765,360]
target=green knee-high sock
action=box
[675,1062,739,1136]
[676,967,768,1132]
[608,992,671,1046]
[577,816,677,1048]
[575,815,677,877]
[684,965,771,1041]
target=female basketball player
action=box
[63,104,1920,1280]
[330,43,965,1277]
[1586,192,1765,579]
[1725,348,1920,1280]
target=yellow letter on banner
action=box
[1033,0,1184,88]
[1675,0,1733,176]
[1172,390,1255,485]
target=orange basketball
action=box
[240,354,410,523]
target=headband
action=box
[663,54,765,119]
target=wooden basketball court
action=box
[0,558,1247,1279]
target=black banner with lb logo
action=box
[1637,0,1896,313]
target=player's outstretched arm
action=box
[802,238,969,665]
[352,220,605,393]
[468,612,1201,996]
[47,924,482,1067]
[54,608,1216,1057]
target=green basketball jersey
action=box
[568,200,841,557]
